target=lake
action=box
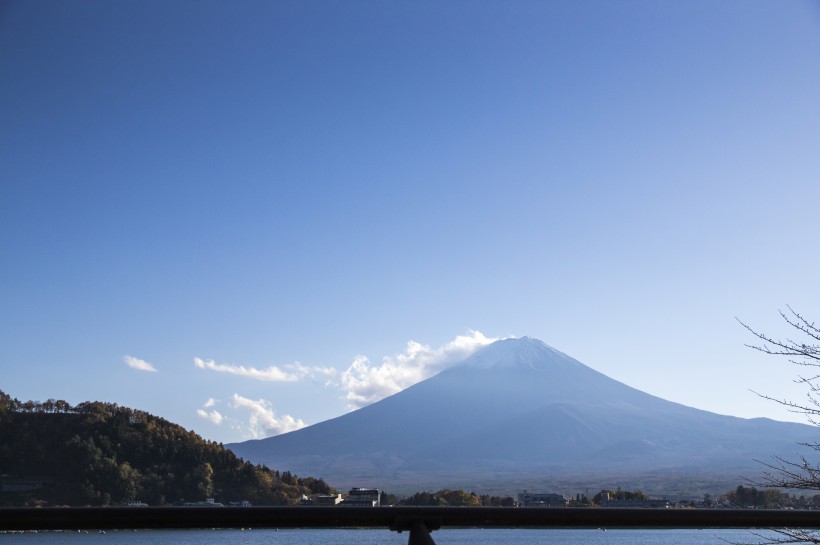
[0,528,779,545]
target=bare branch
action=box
[737,313,820,364]
[755,528,820,545]
[755,454,820,490]
[749,391,820,420]
[741,308,820,499]
[784,306,820,343]
[726,528,820,545]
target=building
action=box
[518,491,567,507]
[183,498,224,507]
[342,488,381,507]
[301,494,343,506]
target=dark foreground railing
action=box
[2,507,820,545]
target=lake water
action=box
[0,528,780,545]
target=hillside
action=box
[229,337,815,496]
[0,390,335,506]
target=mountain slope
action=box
[228,337,814,494]
[0,391,335,506]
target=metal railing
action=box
[2,506,820,545]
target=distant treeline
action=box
[386,488,648,507]
[722,485,818,509]
[386,487,820,509]
[385,489,515,506]
[0,390,335,507]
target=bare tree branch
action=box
[738,308,820,544]
[737,310,820,364]
[750,528,820,545]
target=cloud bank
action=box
[123,355,157,373]
[339,330,497,409]
[195,396,304,438]
[196,409,224,425]
[194,357,335,382]
[230,394,306,438]
[193,331,498,440]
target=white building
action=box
[342,488,381,507]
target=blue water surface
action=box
[0,528,778,545]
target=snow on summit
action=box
[457,336,587,371]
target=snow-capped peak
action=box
[457,336,584,371]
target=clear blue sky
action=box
[2,0,819,444]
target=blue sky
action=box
[2,1,819,444]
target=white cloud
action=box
[194,357,335,382]
[194,357,300,381]
[196,399,224,425]
[339,330,497,409]
[230,394,306,438]
[123,355,157,373]
[191,331,496,436]
[196,409,224,425]
[290,362,337,380]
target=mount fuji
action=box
[228,337,814,495]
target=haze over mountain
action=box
[228,337,814,496]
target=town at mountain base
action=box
[228,337,815,497]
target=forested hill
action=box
[0,390,335,507]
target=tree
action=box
[739,307,820,543]
[0,390,13,414]
[191,462,214,499]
